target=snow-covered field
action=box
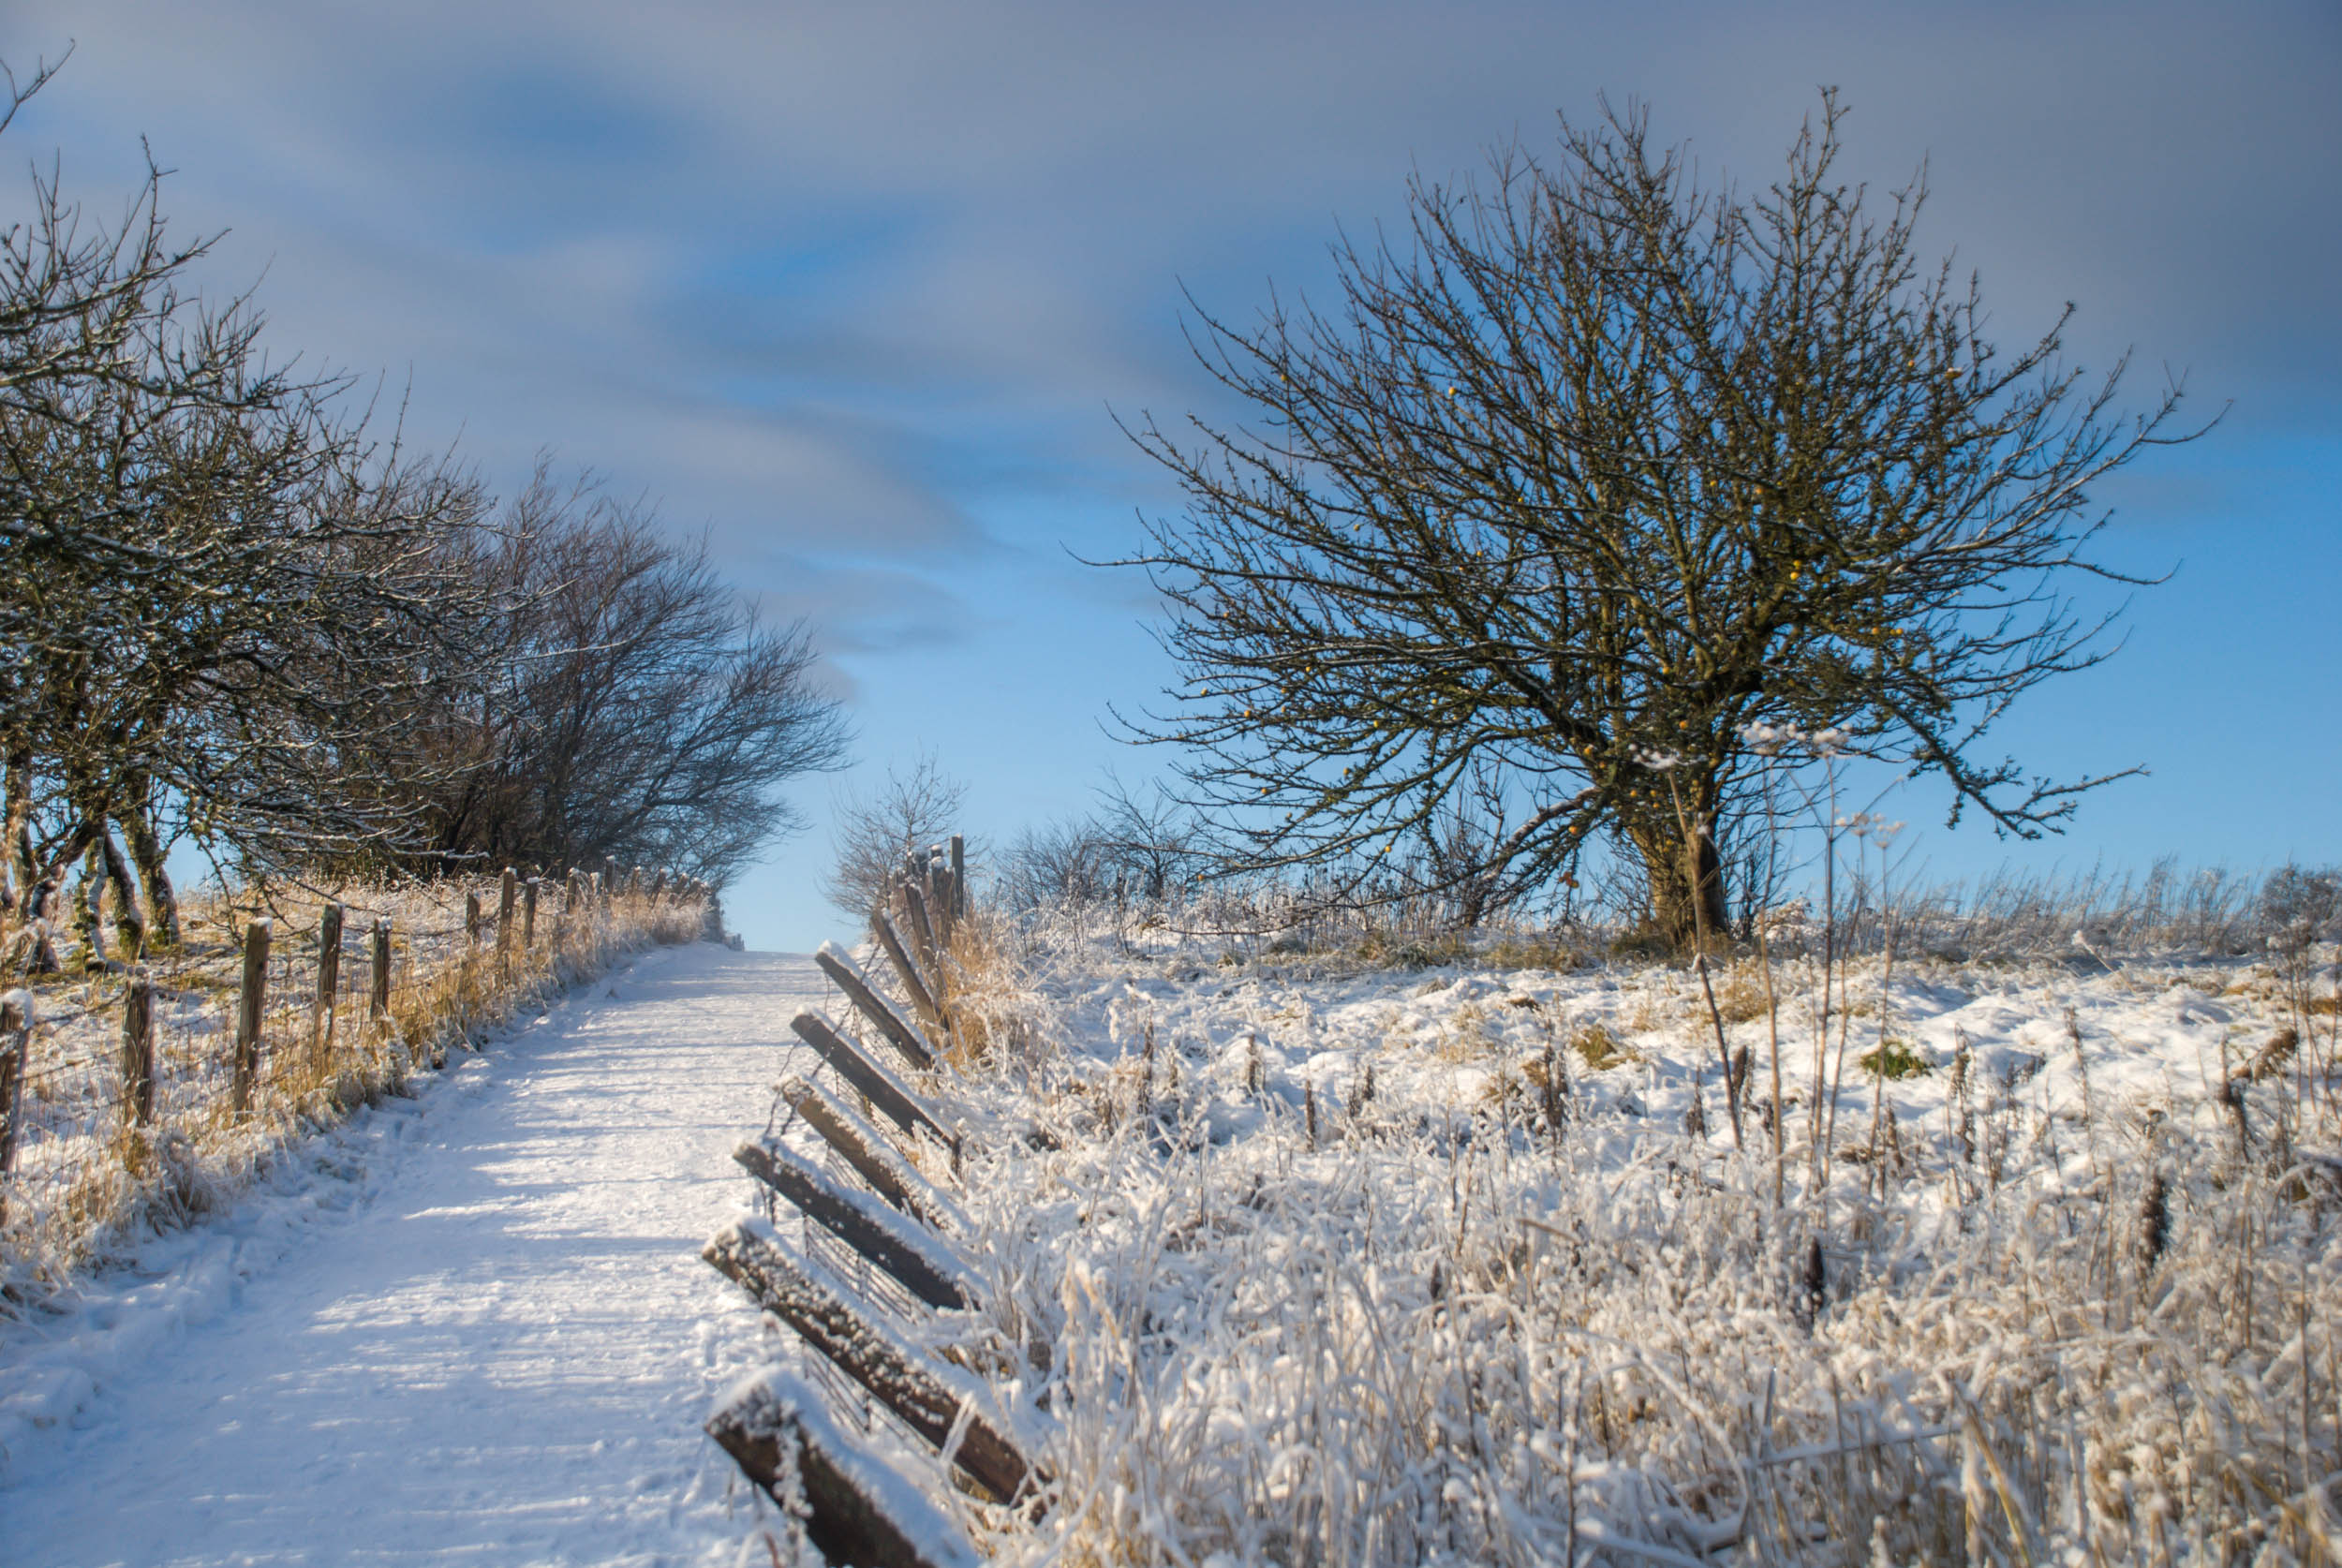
[4,908,2335,1567]
[907,916,2342,1566]
[0,942,806,1567]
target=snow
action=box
[0,942,819,1567]
[2,907,2332,1565]
[717,1368,979,1568]
[922,922,2340,1564]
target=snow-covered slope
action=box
[0,942,810,1567]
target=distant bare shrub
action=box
[823,754,971,920]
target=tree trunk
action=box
[99,829,146,957]
[1,748,30,920]
[69,846,102,966]
[1631,820,1728,954]
[121,807,181,950]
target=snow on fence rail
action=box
[702,834,1035,1565]
[0,865,718,1297]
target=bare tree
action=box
[823,754,969,920]
[369,466,852,887]
[1089,774,1209,904]
[0,55,501,956]
[1115,94,2206,950]
[996,818,1110,913]
[0,56,848,972]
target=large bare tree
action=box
[1117,94,2205,946]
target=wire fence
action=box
[0,866,716,1302]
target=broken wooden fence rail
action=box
[815,941,937,1073]
[703,1216,1039,1507]
[869,910,945,1040]
[789,1010,961,1172]
[707,1369,979,1568]
[778,1074,960,1234]
[732,1137,976,1311]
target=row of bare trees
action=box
[0,57,845,972]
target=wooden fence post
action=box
[315,903,343,1058]
[949,833,967,919]
[788,1011,961,1167]
[523,878,539,947]
[815,942,938,1072]
[370,918,393,1023]
[650,867,668,901]
[497,868,517,965]
[121,976,156,1126]
[233,919,271,1114]
[465,891,483,945]
[778,1075,956,1232]
[931,865,956,954]
[0,991,30,1197]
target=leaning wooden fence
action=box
[0,865,715,1290]
[704,834,1035,1566]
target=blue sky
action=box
[6,2,2335,949]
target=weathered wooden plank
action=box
[232,919,270,1114]
[789,1011,959,1168]
[0,989,29,1185]
[900,880,939,972]
[315,903,343,1058]
[369,918,393,1021]
[704,1218,1036,1506]
[929,865,956,953]
[732,1137,975,1310]
[707,1368,980,1568]
[121,977,155,1126]
[778,1074,961,1234]
[816,941,937,1073]
[870,911,945,1039]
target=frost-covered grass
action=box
[864,895,2342,1566]
[0,879,709,1304]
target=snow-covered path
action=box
[1,941,816,1567]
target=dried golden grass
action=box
[1568,1020,1635,1071]
[2,882,708,1298]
